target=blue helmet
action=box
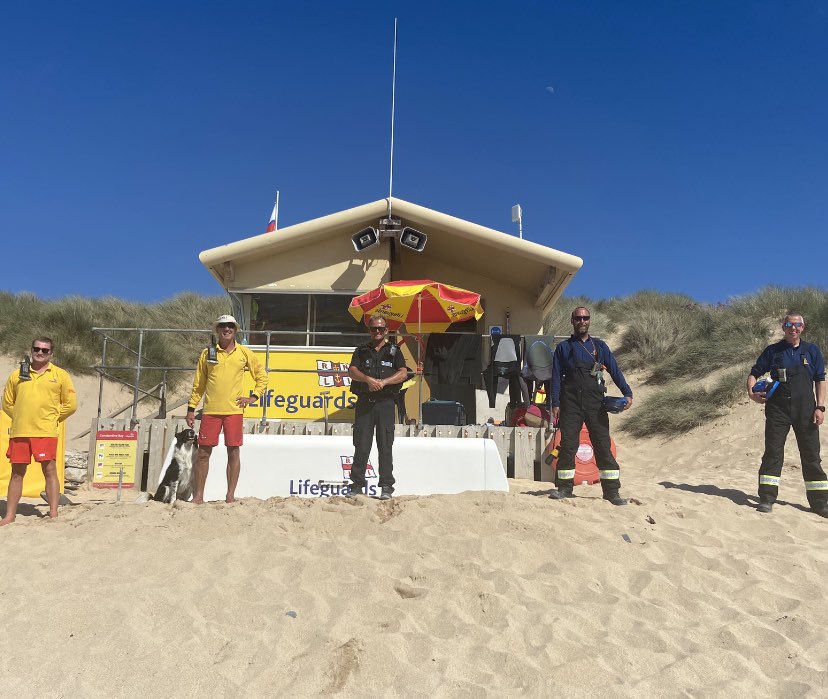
[752,379,779,399]
[602,396,628,413]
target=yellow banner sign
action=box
[242,350,358,421]
[92,430,138,488]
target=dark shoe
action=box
[379,487,393,501]
[549,486,574,500]
[603,490,628,506]
[811,502,828,518]
[345,486,364,498]
[757,499,774,513]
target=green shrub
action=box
[599,290,698,325]
[543,296,618,338]
[0,292,231,390]
[645,307,766,384]
[728,286,828,351]
[621,367,746,438]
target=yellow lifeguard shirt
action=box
[2,364,77,438]
[188,343,268,415]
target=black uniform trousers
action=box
[350,396,396,492]
[556,386,621,493]
[759,401,827,507]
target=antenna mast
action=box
[387,18,398,219]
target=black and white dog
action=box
[152,428,198,504]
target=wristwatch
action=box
[817,406,826,412]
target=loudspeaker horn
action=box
[399,227,427,252]
[351,226,380,252]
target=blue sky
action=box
[2,1,826,302]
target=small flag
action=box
[266,201,277,232]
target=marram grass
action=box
[0,292,230,390]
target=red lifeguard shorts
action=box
[198,414,244,448]
[6,437,58,464]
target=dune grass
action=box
[621,368,747,438]
[0,292,231,389]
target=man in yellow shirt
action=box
[2,336,77,525]
[186,315,267,503]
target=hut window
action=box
[250,293,360,348]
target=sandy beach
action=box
[2,386,827,696]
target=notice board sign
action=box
[92,430,138,488]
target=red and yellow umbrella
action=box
[348,279,483,333]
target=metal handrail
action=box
[91,326,561,425]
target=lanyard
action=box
[574,338,598,363]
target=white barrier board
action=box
[159,434,507,501]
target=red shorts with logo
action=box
[198,414,244,447]
[6,437,59,464]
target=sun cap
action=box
[214,314,240,331]
[602,396,628,414]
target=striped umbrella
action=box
[348,279,483,333]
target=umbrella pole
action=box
[417,295,423,425]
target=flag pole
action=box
[274,191,280,231]
[387,18,398,220]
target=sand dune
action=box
[2,360,828,696]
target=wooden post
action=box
[305,423,325,436]
[145,420,168,493]
[513,427,535,479]
[434,426,462,439]
[488,427,510,476]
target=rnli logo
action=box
[340,455,376,479]
[316,360,352,388]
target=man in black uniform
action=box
[548,307,633,505]
[748,312,827,517]
[346,316,408,500]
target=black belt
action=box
[361,394,395,403]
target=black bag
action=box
[422,399,466,426]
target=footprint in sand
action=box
[394,581,427,599]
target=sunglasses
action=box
[572,315,591,321]
[217,323,236,329]
[32,347,52,354]
[369,327,387,333]
[783,322,804,328]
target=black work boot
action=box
[603,490,628,506]
[757,497,774,513]
[549,485,574,500]
[345,486,364,498]
[811,501,828,518]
